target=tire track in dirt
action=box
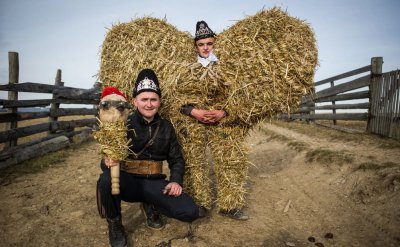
[263,123,400,164]
[252,123,400,247]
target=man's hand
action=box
[104,157,119,168]
[163,182,182,197]
[190,109,213,123]
[191,109,226,124]
[205,109,226,123]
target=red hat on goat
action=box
[101,86,127,100]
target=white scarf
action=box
[197,52,219,67]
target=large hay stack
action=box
[99,7,318,127]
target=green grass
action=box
[259,126,291,142]
[354,161,398,171]
[272,120,400,148]
[305,148,354,165]
[259,123,354,165]
[287,141,310,152]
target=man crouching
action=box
[97,68,200,247]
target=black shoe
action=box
[219,209,249,221]
[141,203,165,230]
[106,216,127,247]
[198,206,208,218]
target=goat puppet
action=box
[94,87,131,195]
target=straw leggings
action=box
[180,121,249,211]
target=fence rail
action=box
[0,52,100,168]
[281,57,400,140]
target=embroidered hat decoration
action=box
[133,68,162,97]
[195,20,216,41]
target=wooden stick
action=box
[283,200,292,213]
[111,164,120,195]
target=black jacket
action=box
[125,110,185,185]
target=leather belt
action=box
[121,160,163,175]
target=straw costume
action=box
[99,7,318,219]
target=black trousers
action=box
[97,168,199,222]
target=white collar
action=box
[197,52,218,67]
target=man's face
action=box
[195,37,215,58]
[133,91,161,122]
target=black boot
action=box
[106,216,127,247]
[141,203,165,229]
[219,208,249,221]
[198,206,208,218]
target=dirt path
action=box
[0,122,399,247]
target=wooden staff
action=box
[99,93,130,195]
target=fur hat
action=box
[133,69,162,97]
[194,20,216,41]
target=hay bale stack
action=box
[99,17,194,115]
[216,7,318,125]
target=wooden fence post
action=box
[6,52,19,148]
[371,57,383,76]
[330,81,337,125]
[92,81,101,109]
[367,57,383,133]
[48,69,64,134]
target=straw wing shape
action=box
[99,7,318,127]
[216,8,318,125]
[99,17,194,118]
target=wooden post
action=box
[6,52,19,148]
[92,81,101,108]
[330,81,337,125]
[48,69,64,134]
[371,57,383,76]
[309,88,316,124]
[367,57,383,133]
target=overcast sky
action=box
[0,0,399,100]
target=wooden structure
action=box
[0,52,100,168]
[281,57,400,140]
[368,69,400,139]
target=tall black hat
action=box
[133,68,162,98]
[194,20,216,41]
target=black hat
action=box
[133,69,162,98]
[194,20,216,41]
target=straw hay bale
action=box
[215,7,318,125]
[99,17,194,116]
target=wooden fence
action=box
[281,57,400,140]
[0,52,100,168]
[368,69,400,139]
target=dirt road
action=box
[0,121,399,247]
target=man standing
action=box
[97,69,199,247]
[175,21,249,220]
